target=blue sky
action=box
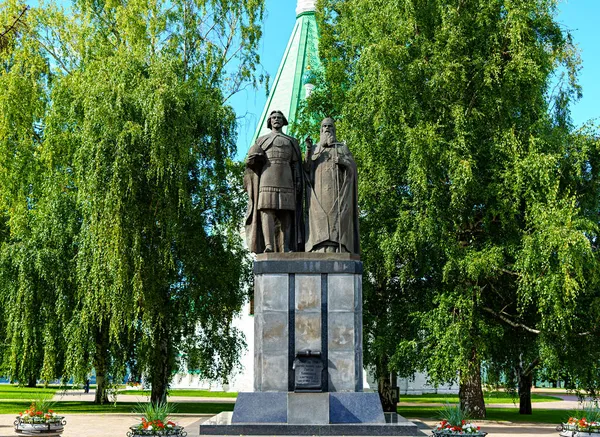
[232,0,600,157]
[556,0,600,128]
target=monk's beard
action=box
[319,132,337,147]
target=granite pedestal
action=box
[253,253,363,392]
[199,254,421,436]
[199,411,423,435]
[200,391,421,435]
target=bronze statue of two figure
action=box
[244,110,360,256]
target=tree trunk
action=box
[150,321,170,405]
[27,376,37,388]
[375,351,396,413]
[378,373,396,412]
[93,324,109,404]
[459,349,486,419]
[518,371,533,414]
[517,357,540,415]
[95,373,106,404]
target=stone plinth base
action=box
[230,392,384,425]
[253,253,363,392]
[199,392,422,435]
[199,412,423,436]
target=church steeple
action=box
[251,1,321,142]
[296,0,316,16]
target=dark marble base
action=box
[232,392,287,423]
[230,392,385,425]
[199,412,424,436]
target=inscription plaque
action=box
[293,350,323,392]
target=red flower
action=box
[579,417,590,428]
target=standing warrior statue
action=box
[244,110,304,253]
[305,118,360,254]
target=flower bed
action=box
[14,419,66,436]
[560,417,600,435]
[128,402,187,437]
[431,404,487,437]
[432,419,487,436]
[14,402,65,436]
[127,425,186,437]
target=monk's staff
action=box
[333,143,342,253]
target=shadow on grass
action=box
[398,406,572,424]
[116,390,238,398]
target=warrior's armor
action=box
[257,133,298,211]
[244,120,303,253]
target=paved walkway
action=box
[0,389,579,436]
[0,413,565,437]
[418,419,560,436]
[0,413,207,437]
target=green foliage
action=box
[0,0,76,386]
[134,401,176,423]
[27,397,57,414]
[438,403,468,425]
[573,403,600,424]
[0,0,265,403]
[300,0,600,414]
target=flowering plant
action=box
[562,404,600,433]
[563,416,600,432]
[138,416,178,432]
[18,399,64,424]
[432,404,486,436]
[435,419,483,435]
[129,402,186,436]
[126,381,144,391]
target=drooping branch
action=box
[481,306,541,334]
[523,356,541,377]
[499,267,520,277]
[34,35,71,74]
[483,306,595,337]
[0,6,29,49]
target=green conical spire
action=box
[251,1,321,142]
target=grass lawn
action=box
[117,389,237,398]
[401,392,561,404]
[0,400,234,415]
[399,406,571,424]
[0,385,58,400]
